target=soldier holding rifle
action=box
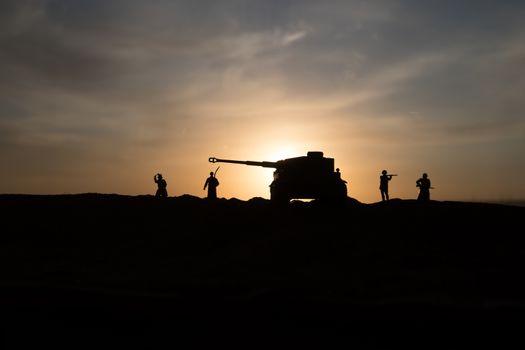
[379,170,397,201]
[204,167,220,200]
[416,173,431,201]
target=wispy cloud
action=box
[281,30,308,46]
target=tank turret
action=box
[209,151,348,203]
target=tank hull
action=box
[270,177,347,203]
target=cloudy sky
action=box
[1,0,524,203]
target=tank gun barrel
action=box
[209,157,277,168]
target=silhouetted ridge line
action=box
[2,193,522,209]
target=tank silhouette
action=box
[208,151,347,203]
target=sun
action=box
[262,144,304,162]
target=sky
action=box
[1,0,525,203]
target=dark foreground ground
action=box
[1,194,525,348]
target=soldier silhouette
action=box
[379,170,394,201]
[154,173,168,197]
[203,171,219,199]
[416,173,431,201]
[336,168,348,184]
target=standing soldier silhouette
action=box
[203,171,219,199]
[416,173,431,201]
[336,168,347,183]
[379,170,395,201]
[154,173,168,197]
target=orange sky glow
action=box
[1,1,524,204]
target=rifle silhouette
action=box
[416,184,435,189]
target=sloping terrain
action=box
[1,194,524,347]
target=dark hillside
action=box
[1,194,524,347]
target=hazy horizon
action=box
[1,1,524,203]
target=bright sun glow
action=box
[208,143,311,200]
[262,144,305,162]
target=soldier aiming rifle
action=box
[379,170,397,201]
